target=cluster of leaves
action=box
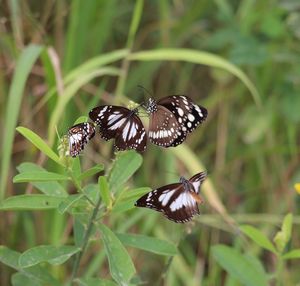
[213,213,300,286]
[0,127,178,285]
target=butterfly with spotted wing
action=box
[145,95,207,147]
[135,172,206,223]
[89,105,147,152]
[68,122,95,157]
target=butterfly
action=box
[135,171,206,223]
[145,96,208,147]
[68,122,95,157]
[89,105,147,152]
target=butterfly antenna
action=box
[137,85,153,98]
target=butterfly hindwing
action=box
[89,105,147,152]
[135,173,206,223]
[68,122,95,157]
[114,116,147,152]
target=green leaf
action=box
[13,171,69,183]
[0,44,43,200]
[212,245,268,286]
[112,187,150,213]
[98,224,136,285]
[0,246,60,286]
[274,213,293,253]
[76,278,118,286]
[58,194,84,214]
[108,150,143,193]
[282,249,300,260]
[12,273,41,286]
[16,127,63,166]
[78,164,104,181]
[17,163,67,197]
[129,49,261,108]
[282,213,293,242]
[240,225,277,253]
[117,233,178,256]
[19,245,80,268]
[99,176,111,208]
[0,195,65,210]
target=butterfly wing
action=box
[135,182,200,223]
[189,171,207,194]
[89,105,147,152]
[114,115,147,152]
[68,122,95,157]
[89,106,130,140]
[148,104,181,147]
[158,96,208,147]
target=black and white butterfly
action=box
[135,172,206,223]
[145,96,207,147]
[68,122,95,157]
[89,105,147,152]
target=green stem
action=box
[70,196,102,282]
[275,257,284,286]
[68,169,95,207]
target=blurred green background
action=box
[1,0,300,285]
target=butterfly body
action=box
[146,96,207,147]
[89,105,147,152]
[68,122,95,157]
[135,172,206,223]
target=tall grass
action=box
[0,0,299,285]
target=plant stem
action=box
[275,258,284,286]
[70,196,102,282]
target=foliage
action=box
[0,0,300,285]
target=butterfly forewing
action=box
[89,105,147,152]
[158,96,208,147]
[135,173,206,223]
[68,122,95,157]
[189,171,207,195]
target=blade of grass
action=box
[128,48,261,108]
[0,44,43,201]
[48,67,120,144]
[115,0,144,101]
[171,144,236,228]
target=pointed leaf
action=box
[98,224,136,285]
[108,150,143,193]
[19,245,80,268]
[99,176,111,208]
[240,225,277,253]
[0,195,65,210]
[212,244,268,286]
[78,164,104,181]
[117,233,178,256]
[13,171,69,183]
[16,127,63,166]
[282,249,300,260]
[0,246,60,286]
[17,163,67,196]
[58,194,84,214]
[112,187,150,213]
